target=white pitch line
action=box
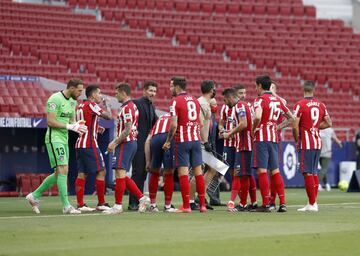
[0,202,359,220]
[287,202,360,208]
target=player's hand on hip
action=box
[162,141,170,151]
[107,141,117,153]
[97,126,105,134]
[66,120,87,135]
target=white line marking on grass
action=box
[287,202,360,208]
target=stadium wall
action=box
[0,119,356,194]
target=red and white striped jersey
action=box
[75,101,103,149]
[233,101,253,151]
[220,104,236,147]
[169,93,201,143]
[253,92,290,143]
[117,100,139,142]
[150,113,171,136]
[293,97,329,150]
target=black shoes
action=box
[277,204,287,212]
[190,202,199,210]
[128,204,139,211]
[250,205,271,212]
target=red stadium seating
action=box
[0,0,359,138]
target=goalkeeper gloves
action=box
[66,120,87,134]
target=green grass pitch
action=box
[0,189,359,256]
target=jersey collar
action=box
[122,100,131,106]
[305,96,314,99]
[61,91,70,100]
[178,92,187,96]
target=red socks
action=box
[230,176,241,202]
[115,178,126,205]
[95,179,106,205]
[195,175,206,207]
[304,175,316,205]
[257,172,270,206]
[149,172,160,204]
[125,176,143,200]
[249,175,257,204]
[240,176,250,206]
[313,175,319,200]
[164,172,174,206]
[272,172,286,205]
[75,178,85,207]
[179,175,190,209]
[270,174,276,205]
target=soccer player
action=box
[269,82,289,211]
[163,76,207,213]
[218,89,238,209]
[145,113,176,212]
[233,84,257,210]
[293,81,332,212]
[252,75,295,212]
[189,80,216,211]
[26,78,87,214]
[104,83,150,214]
[74,85,112,212]
[222,88,253,212]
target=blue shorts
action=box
[76,148,105,174]
[114,141,137,172]
[223,146,236,169]
[235,151,252,177]
[151,133,174,169]
[174,141,202,168]
[298,149,320,175]
[251,141,279,171]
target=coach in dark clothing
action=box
[129,80,158,210]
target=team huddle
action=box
[25,75,331,214]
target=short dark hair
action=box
[201,80,215,94]
[85,84,100,98]
[255,75,272,90]
[116,82,131,96]
[303,80,315,92]
[144,80,158,90]
[67,78,83,89]
[172,76,187,90]
[233,84,246,91]
[222,88,236,97]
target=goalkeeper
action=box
[26,78,87,214]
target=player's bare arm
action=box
[277,110,295,130]
[252,106,262,134]
[145,134,152,171]
[47,112,68,128]
[107,122,132,153]
[331,132,342,148]
[319,115,332,130]
[100,98,112,120]
[163,116,177,151]
[292,117,300,143]
[224,115,247,139]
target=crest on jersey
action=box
[283,144,297,180]
[48,102,57,111]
